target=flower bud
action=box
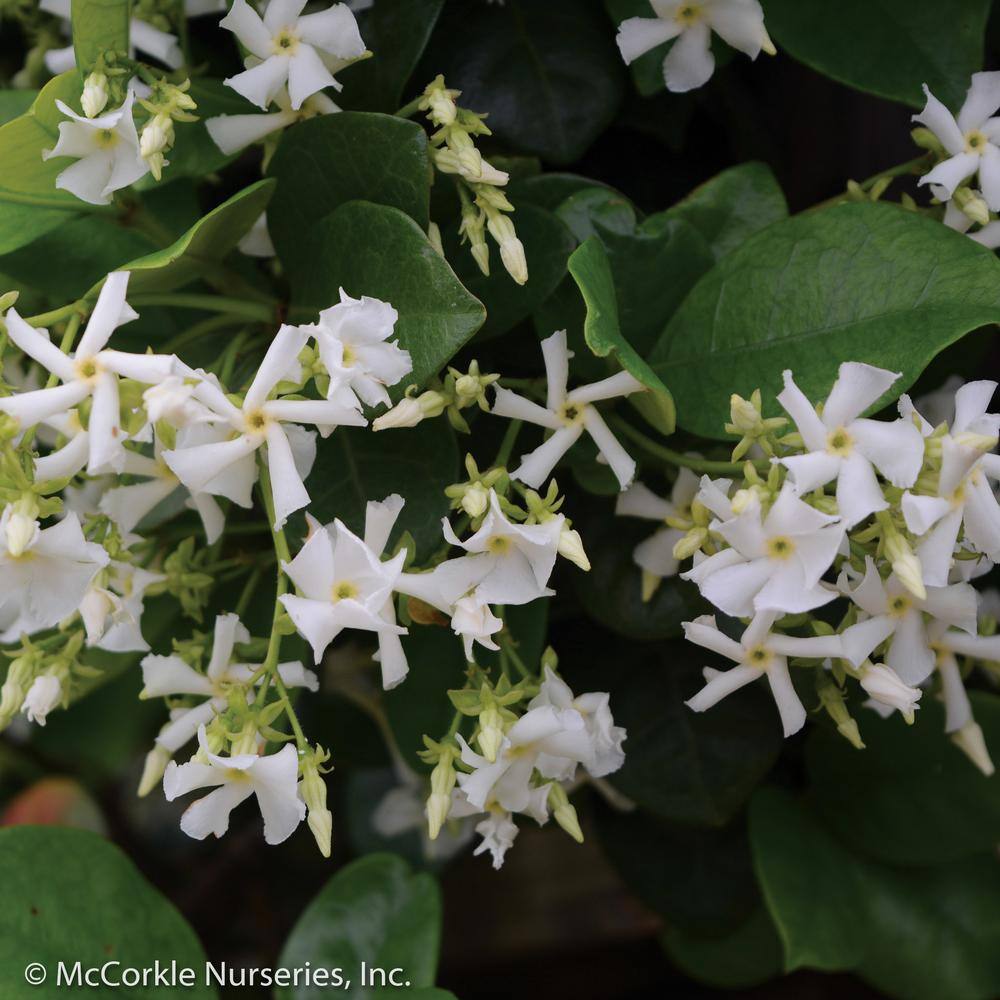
[955,188,991,227]
[301,752,333,858]
[487,215,528,285]
[143,375,207,427]
[22,674,61,726]
[950,720,995,777]
[82,71,109,118]
[558,525,590,571]
[3,502,38,558]
[860,664,921,723]
[137,745,172,797]
[911,126,945,155]
[461,482,490,519]
[0,655,35,729]
[426,752,457,841]
[729,393,762,434]
[373,390,447,431]
[477,703,504,762]
[548,783,583,843]
[141,113,173,159]
[79,586,115,644]
[672,526,707,561]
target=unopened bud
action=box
[640,570,662,603]
[548,784,583,843]
[860,663,921,724]
[911,126,945,155]
[427,752,457,840]
[951,719,995,776]
[372,390,446,431]
[82,71,109,118]
[138,745,172,797]
[672,526,707,561]
[477,704,504,763]
[955,189,991,227]
[461,483,490,519]
[729,393,762,434]
[557,525,590,571]
[3,503,38,558]
[22,674,61,726]
[301,754,333,858]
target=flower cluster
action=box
[619,364,1000,773]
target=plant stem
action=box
[803,153,932,215]
[394,95,423,119]
[129,293,276,323]
[494,419,522,468]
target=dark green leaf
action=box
[763,0,992,109]
[277,854,441,1000]
[288,201,485,390]
[556,187,636,242]
[805,692,1000,867]
[268,112,431,264]
[0,91,36,126]
[509,173,618,213]
[0,826,215,999]
[426,0,626,164]
[72,0,130,74]
[651,202,1000,439]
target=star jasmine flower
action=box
[22,675,63,726]
[839,557,978,685]
[142,374,216,428]
[0,272,175,474]
[207,88,339,155]
[219,0,367,111]
[0,510,109,635]
[143,613,318,755]
[914,73,1000,210]
[162,326,365,529]
[615,469,700,590]
[455,705,593,813]
[900,381,1000,585]
[528,667,626,779]
[163,725,305,845]
[683,612,844,737]
[439,489,563,605]
[449,593,503,660]
[80,562,165,653]
[41,91,149,206]
[297,289,412,409]
[279,515,408,684]
[777,363,925,526]
[858,663,922,723]
[238,213,278,258]
[682,484,844,617]
[491,330,645,491]
[616,0,774,94]
[447,785,550,870]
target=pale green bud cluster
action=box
[138,79,198,181]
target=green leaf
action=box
[762,0,992,109]
[288,201,486,391]
[0,72,91,255]
[341,0,445,112]
[426,0,626,164]
[509,173,618,213]
[304,422,458,561]
[0,91,36,126]
[445,203,576,341]
[805,693,1000,867]
[650,202,1000,440]
[277,854,442,1000]
[89,179,276,296]
[653,162,788,261]
[267,112,431,264]
[72,0,130,73]
[661,907,782,991]
[556,187,637,242]
[568,237,676,434]
[0,826,215,999]
[750,787,1000,998]
[565,635,782,825]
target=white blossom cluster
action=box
[618,364,1000,773]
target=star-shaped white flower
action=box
[163,326,365,529]
[42,91,149,205]
[682,483,844,617]
[839,557,978,685]
[915,72,1000,210]
[163,725,305,845]
[778,363,925,527]
[80,561,165,653]
[683,611,844,737]
[279,514,407,683]
[0,272,174,474]
[206,87,339,155]
[615,468,699,580]
[858,663,922,723]
[616,0,773,94]
[220,0,366,111]
[447,785,550,871]
[491,331,644,491]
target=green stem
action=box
[609,417,766,475]
[235,565,264,619]
[163,313,247,354]
[803,154,932,215]
[24,302,87,328]
[393,95,423,119]
[129,293,276,323]
[494,419,522,468]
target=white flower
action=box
[915,73,1000,210]
[683,612,843,737]
[162,326,365,529]
[681,483,844,617]
[279,513,408,683]
[0,510,108,636]
[900,381,1000,586]
[616,468,699,580]
[163,725,305,845]
[207,88,339,155]
[616,0,773,94]
[439,489,563,605]
[42,91,149,206]
[0,272,174,474]
[81,562,165,653]
[858,663,921,723]
[237,213,277,258]
[455,705,591,812]
[778,363,924,526]
[220,0,366,111]
[491,330,644,490]
[371,780,474,863]
[101,435,226,545]
[22,675,62,726]
[838,557,978,685]
[447,786,550,870]
[528,667,626,779]
[298,289,411,409]
[450,593,503,661]
[142,374,215,428]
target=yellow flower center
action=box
[889,595,910,617]
[94,128,119,149]
[75,357,99,381]
[965,129,988,153]
[486,535,511,555]
[331,581,359,602]
[747,645,772,669]
[245,408,269,433]
[827,427,853,457]
[558,401,584,426]
[766,535,796,560]
[675,3,702,25]
[272,28,300,54]
[340,343,356,368]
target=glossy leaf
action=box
[71,0,130,74]
[277,853,441,1000]
[288,200,486,390]
[0,826,215,999]
[650,202,1000,439]
[763,0,992,109]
